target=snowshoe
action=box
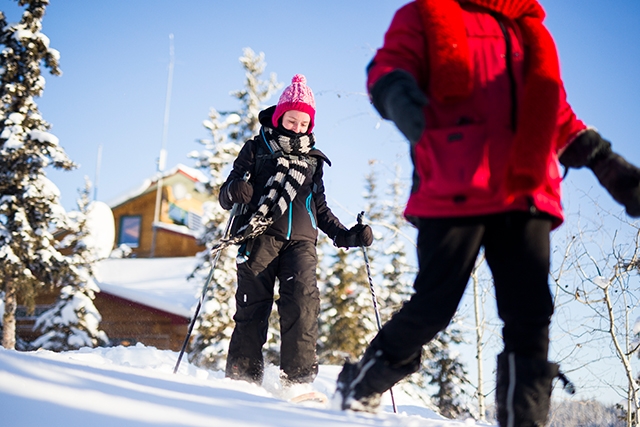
[289,391,329,407]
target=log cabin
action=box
[16,164,213,351]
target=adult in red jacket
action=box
[335,0,640,424]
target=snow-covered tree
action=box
[424,322,474,419]
[318,246,377,364]
[0,1,76,349]
[186,48,281,369]
[31,178,109,351]
[318,162,412,364]
[367,163,416,323]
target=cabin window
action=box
[118,215,141,248]
[168,202,188,226]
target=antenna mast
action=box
[150,34,175,257]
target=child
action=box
[219,74,373,386]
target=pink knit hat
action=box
[272,74,316,133]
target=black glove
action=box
[334,224,373,248]
[560,129,640,217]
[559,128,610,169]
[370,69,428,144]
[220,179,253,210]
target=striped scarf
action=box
[210,127,313,255]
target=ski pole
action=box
[357,211,398,414]
[173,173,248,374]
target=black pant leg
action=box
[375,217,484,364]
[484,212,554,360]
[226,235,281,382]
[277,240,320,383]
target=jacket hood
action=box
[258,106,277,127]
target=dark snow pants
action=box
[225,234,320,385]
[373,211,554,366]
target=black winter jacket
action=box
[219,108,347,243]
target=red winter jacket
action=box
[367,2,586,228]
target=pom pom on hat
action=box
[272,74,316,133]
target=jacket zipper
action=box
[286,201,293,239]
[495,16,518,132]
[305,193,317,229]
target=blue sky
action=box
[4,0,640,405]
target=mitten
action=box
[220,179,253,210]
[334,224,373,248]
[559,128,609,168]
[370,70,428,145]
[560,129,640,217]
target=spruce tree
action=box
[0,1,76,349]
[318,162,414,365]
[364,163,416,322]
[316,165,381,364]
[424,321,474,419]
[31,178,109,351]
[318,246,377,364]
[187,48,280,370]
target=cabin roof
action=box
[93,257,202,318]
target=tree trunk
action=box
[471,266,486,422]
[2,281,17,350]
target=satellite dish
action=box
[172,183,187,200]
[85,201,115,259]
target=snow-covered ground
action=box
[0,344,493,427]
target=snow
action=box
[593,276,610,289]
[6,112,24,125]
[11,24,51,50]
[28,129,60,145]
[92,257,202,318]
[25,175,61,199]
[0,244,20,264]
[0,344,490,427]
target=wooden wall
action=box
[16,288,192,351]
[93,292,189,351]
[153,227,205,258]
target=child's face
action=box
[282,110,311,134]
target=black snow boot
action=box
[280,361,319,387]
[560,129,640,217]
[334,345,420,413]
[225,356,264,385]
[495,352,567,427]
